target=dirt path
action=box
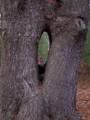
[77,63,90,120]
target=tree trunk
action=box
[0,0,89,120]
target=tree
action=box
[0,0,89,120]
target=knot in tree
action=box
[0,0,89,120]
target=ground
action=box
[77,62,90,120]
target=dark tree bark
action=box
[0,0,89,120]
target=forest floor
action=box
[77,62,90,120]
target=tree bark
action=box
[0,0,89,120]
[43,17,87,120]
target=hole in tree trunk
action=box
[37,32,50,85]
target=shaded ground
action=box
[77,62,90,120]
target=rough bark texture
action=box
[0,0,89,120]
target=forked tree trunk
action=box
[0,0,89,120]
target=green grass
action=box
[83,25,90,66]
